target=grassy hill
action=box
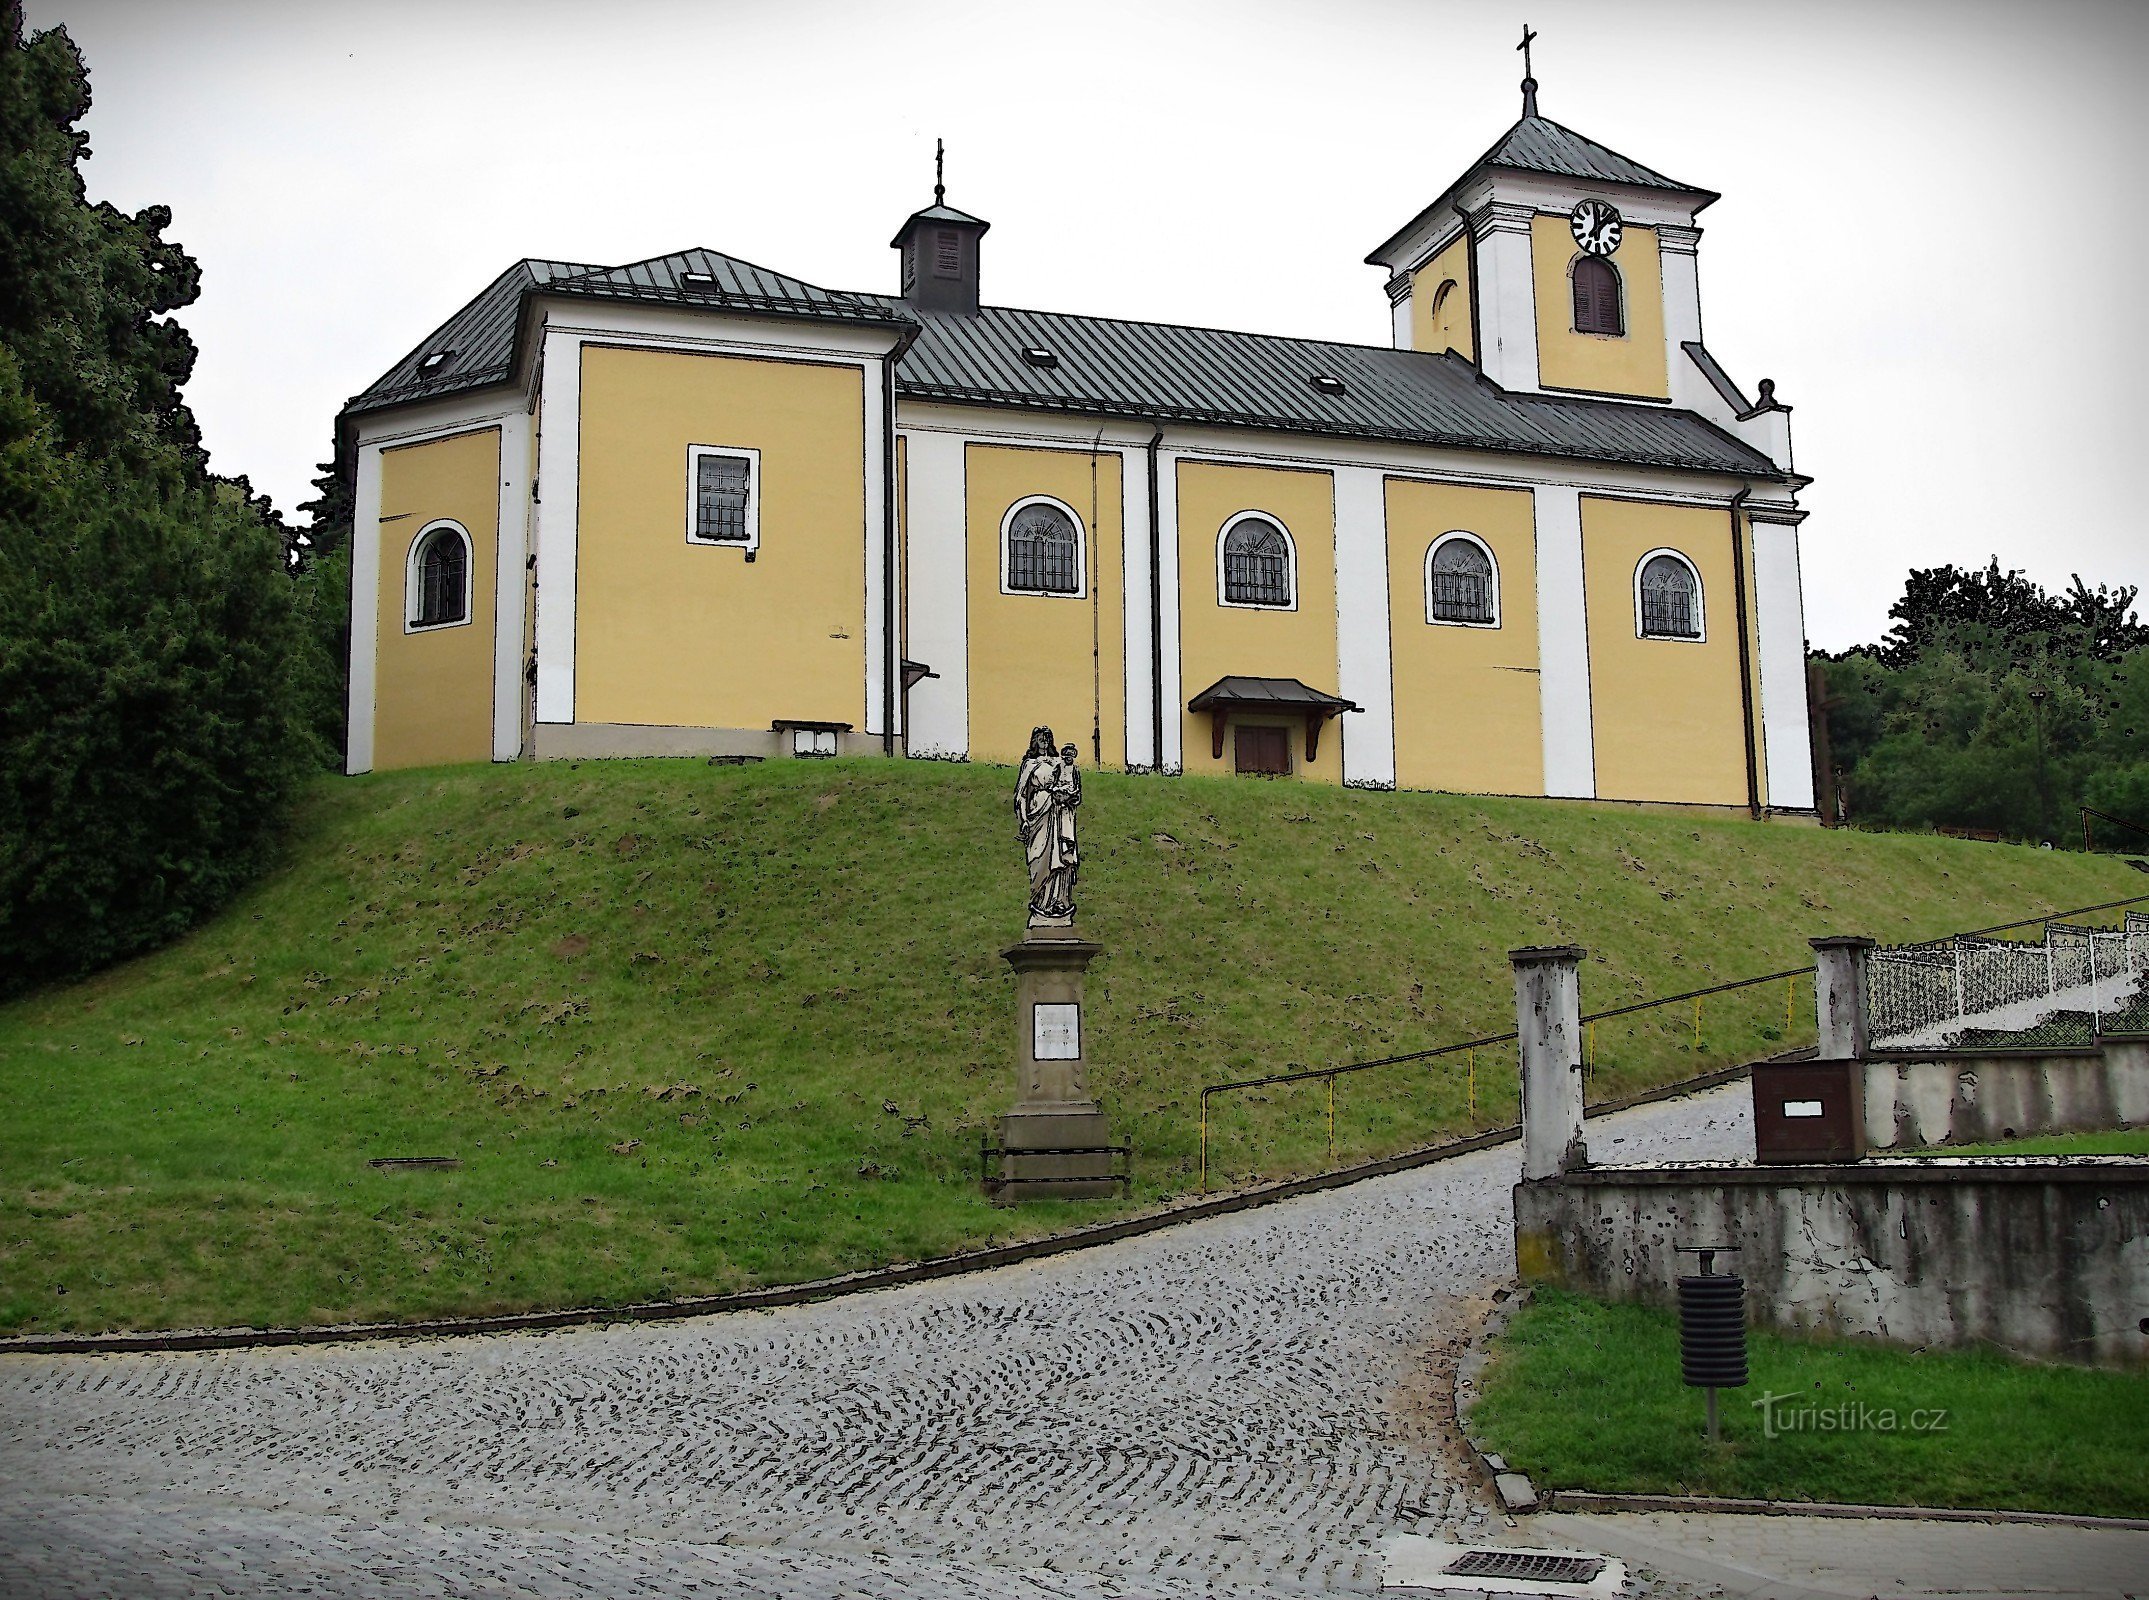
[2,758,2140,1336]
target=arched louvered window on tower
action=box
[1002,498,1084,595]
[1637,551,1704,640]
[1427,533,1498,626]
[1218,514,1296,609]
[408,521,471,630]
[1573,255,1623,336]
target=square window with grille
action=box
[687,446,760,554]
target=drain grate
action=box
[1443,1550,1605,1585]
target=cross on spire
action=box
[1517,23,1540,118]
[934,138,946,206]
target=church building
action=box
[341,63,1815,815]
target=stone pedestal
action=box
[994,932,1120,1203]
[1512,943,1588,1181]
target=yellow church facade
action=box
[342,78,1815,815]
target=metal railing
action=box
[1196,964,1816,1193]
[1866,893,2149,1048]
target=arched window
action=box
[1573,256,1623,336]
[1426,533,1499,626]
[1002,498,1083,596]
[1218,513,1295,609]
[1636,550,1703,640]
[407,521,471,630]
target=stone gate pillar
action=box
[1810,935,1875,1060]
[1512,944,1587,1181]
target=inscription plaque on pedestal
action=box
[1033,1002,1080,1060]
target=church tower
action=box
[1364,34,1772,437]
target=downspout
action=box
[1146,423,1165,773]
[1728,484,1761,819]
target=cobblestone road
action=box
[0,1087,1750,1598]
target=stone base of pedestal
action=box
[990,1106,1123,1204]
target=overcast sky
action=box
[26,0,2149,650]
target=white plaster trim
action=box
[1390,290,1411,351]
[863,359,890,737]
[352,397,527,453]
[532,326,583,725]
[1377,171,1703,281]
[1214,509,1300,612]
[1633,546,1708,642]
[1121,441,1155,769]
[898,429,968,760]
[403,519,475,633]
[1424,530,1502,629]
[1332,465,1395,789]
[530,295,905,362]
[1532,483,1595,799]
[1157,452,1184,773]
[1753,519,1816,810]
[998,493,1089,599]
[1470,206,1541,394]
[683,443,762,554]
[492,410,532,763]
[345,442,384,775]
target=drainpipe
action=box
[1146,423,1165,773]
[1729,485,1760,819]
[1454,201,1483,366]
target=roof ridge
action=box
[901,298,1442,363]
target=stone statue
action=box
[1015,725,1081,927]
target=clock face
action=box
[1570,199,1623,257]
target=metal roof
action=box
[879,300,1780,479]
[347,258,595,416]
[1188,677,1361,713]
[346,249,910,417]
[345,257,1779,481]
[890,202,991,246]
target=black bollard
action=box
[1676,1245,1747,1441]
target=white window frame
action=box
[685,444,762,555]
[1570,253,1627,339]
[404,518,474,634]
[1633,546,1707,642]
[1215,510,1299,612]
[1424,530,1501,629]
[999,494,1088,599]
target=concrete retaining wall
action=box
[1863,1038,2149,1150]
[1514,1159,2149,1367]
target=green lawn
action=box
[1472,1288,2149,1517]
[2,757,2141,1336]
[1913,1127,2149,1157]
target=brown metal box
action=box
[1752,1058,1866,1163]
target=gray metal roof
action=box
[890,202,991,246]
[879,299,1780,479]
[345,256,1779,481]
[347,258,595,415]
[1188,676,1360,713]
[1480,114,1704,195]
[346,249,909,417]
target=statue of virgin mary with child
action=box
[1014,725,1081,927]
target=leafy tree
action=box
[0,5,323,990]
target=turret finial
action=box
[1517,23,1540,117]
[934,138,946,206]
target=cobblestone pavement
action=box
[0,1087,1751,1599]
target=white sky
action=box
[26,0,2149,651]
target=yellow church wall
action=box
[1410,233,1475,360]
[1531,214,1669,401]
[1384,478,1542,797]
[963,443,1125,770]
[372,427,500,772]
[574,343,866,731]
[1582,495,1749,807]
[1175,460,1342,784]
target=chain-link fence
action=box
[1868,904,2149,1050]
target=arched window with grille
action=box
[1636,550,1704,640]
[407,520,471,631]
[1217,513,1296,609]
[1001,497,1084,596]
[1573,255,1623,336]
[1426,532,1499,627]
